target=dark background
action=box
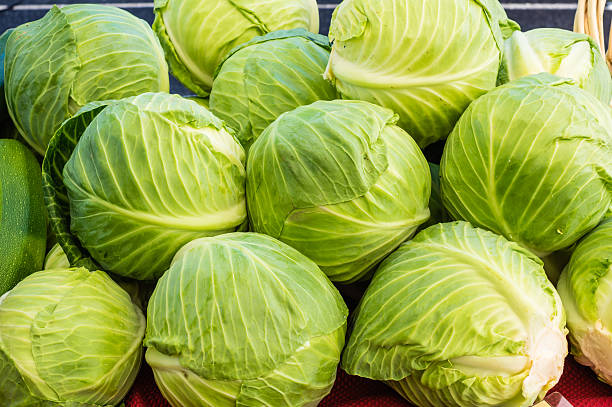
[1,0,609,94]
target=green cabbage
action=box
[557,218,612,385]
[441,73,612,256]
[145,233,348,407]
[153,0,319,96]
[247,100,431,283]
[343,221,567,407]
[5,5,169,155]
[0,268,145,406]
[502,29,612,104]
[43,93,246,280]
[210,29,337,150]
[324,0,504,148]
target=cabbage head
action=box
[210,29,337,150]
[502,29,612,104]
[5,5,169,155]
[557,218,612,385]
[441,73,612,256]
[343,221,568,407]
[145,233,348,407]
[0,268,145,406]
[324,0,504,148]
[153,0,319,96]
[43,93,246,281]
[247,100,431,283]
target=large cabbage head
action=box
[210,29,337,150]
[0,268,145,406]
[343,221,568,407]
[502,29,612,104]
[441,73,612,256]
[324,0,504,148]
[43,93,246,281]
[4,4,169,155]
[557,218,612,384]
[247,100,431,283]
[153,0,319,96]
[145,233,348,407]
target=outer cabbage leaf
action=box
[0,268,144,406]
[210,29,337,150]
[42,102,109,273]
[343,221,567,407]
[502,29,612,104]
[145,233,347,407]
[43,93,246,280]
[153,0,318,96]
[557,218,612,384]
[325,0,504,148]
[247,100,431,283]
[4,5,168,155]
[441,73,612,255]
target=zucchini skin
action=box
[0,139,46,294]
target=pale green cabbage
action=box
[210,29,337,150]
[247,100,431,283]
[43,93,246,280]
[145,233,348,407]
[4,4,169,155]
[153,0,319,96]
[343,221,567,407]
[324,0,504,148]
[503,29,612,104]
[557,218,612,384]
[441,73,612,256]
[0,268,145,406]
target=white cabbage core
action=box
[522,320,567,399]
[449,318,566,400]
[574,321,612,384]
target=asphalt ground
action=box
[0,1,610,94]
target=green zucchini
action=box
[0,139,46,294]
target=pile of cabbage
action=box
[0,0,610,406]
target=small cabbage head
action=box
[43,93,247,281]
[210,29,337,150]
[441,73,612,256]
[0,268,145,406]
[145,233,348,407]
[324,0,504,148]
[247,100,431,283]
[153,0,319,96]
[44,244,70,270]
[502,29,612,104]
[343,221,568,407]
[557,218,612,384]
[4,5,169,155]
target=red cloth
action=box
[125,356,612,407]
